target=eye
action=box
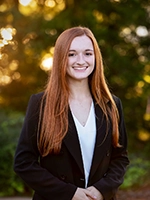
[68,52,76,57]
[85,52,93,56]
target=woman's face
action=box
[66,35,95,82]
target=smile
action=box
[73,66,88,70]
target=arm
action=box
[14,93,77,200]
[93,97,129,200]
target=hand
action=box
[72,187,93,200]
[86,186,104,200]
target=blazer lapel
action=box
[89,103,111,180]
[63,109,84,174]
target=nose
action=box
[76,54,85,65]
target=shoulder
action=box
[106,94,122,106]
[108,94,123,112]
[112,94,121,105]
[25,91,44,117]
[29,91,44,102]
[111,94,125,119]
[28,91,44,107]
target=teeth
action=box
[73,67,87,70]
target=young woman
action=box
[14,26,129,200]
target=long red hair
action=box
[38,26,120,156]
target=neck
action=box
[68,79,91,100]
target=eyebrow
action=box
[69,49,94,52]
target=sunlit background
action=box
[0,0,150,126]
[0,0,150,140]
[0,0,150,84]
[0,0,67,86]
[0,0,150,197]
[0,0,64,86]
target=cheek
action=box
[88,56,95,65]
[92,57,95,64]
[89,58,95,70]
[66,65,72,76]
[91,58,95,70]
[67,58,73,72]
[68,57,75,66]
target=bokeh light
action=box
[19,0,32,6]
[40,54,53,71]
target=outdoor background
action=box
[0,0,150,198]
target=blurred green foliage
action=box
[0,110,32,196]
[0,0,150,196]
[0,110,23,196]
[121,156,150,189]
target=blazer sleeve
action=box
[93,96,129,200]
[14,93,77,200]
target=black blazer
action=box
[14,92,129,200]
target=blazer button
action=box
[80,178,85,182]
[106,151,110,156]
[60,175,66,180]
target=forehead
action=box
[69,35,94,50]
